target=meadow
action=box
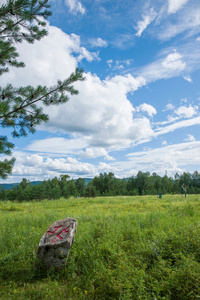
[0,195,200,299]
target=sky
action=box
[1,0,200,183]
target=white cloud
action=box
[138,50,188,82]
[174,105,198,118]
[39,72,151,149]
[108,59,134,70]
[124,141,200,176]
[184,134,196,142]
[136,103,157,117]
[154,117,200,136]
[196,37,200,42]
[183,75,192,83]
[163,103,175,111]
[4,138,200,183]
[107,59,113,68]
[168,0,188,14]
[80,148,115,160]
[180,98,188,104]
[98,162,119,173]
[26,137,88,154]
[135,8,156,37]
[1,25,99,87]
[17,154,43,167]
[162,51,186,71]
[12,153,97,180]
[0,20,157,166]
[65,0,85,14]
[107,59,113,64]
[162,140,167,146]
[158,6,200,41]
[44,157,94,174]
[89,37,108,48]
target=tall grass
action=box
[0,195,200,299]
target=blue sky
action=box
[1,0,200,183]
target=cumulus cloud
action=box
[44,157,94,174]
[80,148,115,161]
[174,105,198,118]
[168,0,188,14]
[17,154,43,167]
[98,162,119,173]
[1,25,99,87]
[39,72,151,149]
[65,0,85,14]
[136,103,157,117]
[162,51,186,71]
[12,153,97,180]
[135,8,156,37]
[5,138,200,183]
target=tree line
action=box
[1,171,200,201]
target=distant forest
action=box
[1,171,200,201]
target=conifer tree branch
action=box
[0,0,85,179]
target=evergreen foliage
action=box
[0,0,85,179]
[1,171,200,201]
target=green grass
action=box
[0,195,200,299]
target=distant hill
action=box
[0,178,93,190]
[0,181,42,190]
[84,178,92,185]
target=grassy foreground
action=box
[0,195,200,299]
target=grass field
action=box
[0,195,200,299]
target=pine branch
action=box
[0,1,86,179]
[0,68,84,119]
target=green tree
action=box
[0,0,84,179]
[91,172,116,196]
[0,187,7,200]
[114,177,127,195]
[135,171,150,195]
[191,171,200,193]
[152,172,162,193]
[85,183,96,198]
[179,172,191,187]
[19,177,31,189]
[68,179,77,197]
[58,174,70,196]
[161,175,173,194]
[75,177,86,197]
[127,176,138,195]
